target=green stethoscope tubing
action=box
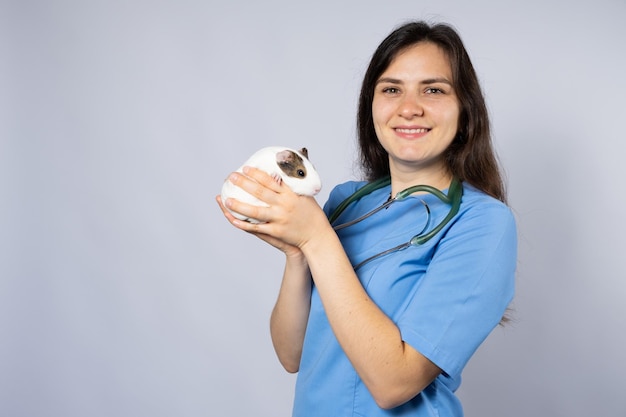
[328,176,464,269]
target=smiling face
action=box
[372,41,460,186]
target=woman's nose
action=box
[398,95,424,118]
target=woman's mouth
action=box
[395,128,430,134]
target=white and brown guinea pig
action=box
[221,146,322,223]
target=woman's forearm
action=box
[300,226,440,409]
[269,253,312,373]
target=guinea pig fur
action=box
[221,146,322,223]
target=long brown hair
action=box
[357,21,507,203]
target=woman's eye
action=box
[382,87,400,94]
[425,87,444,94]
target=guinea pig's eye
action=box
[297,169,305,177]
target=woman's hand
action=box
[216,166,328,254]
[215,194,300,258]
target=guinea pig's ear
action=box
[299,148,309,159]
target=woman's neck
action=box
[389,164,453,197]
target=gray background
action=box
[2,0,626,416]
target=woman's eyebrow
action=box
[376,77,453,85]
[421,77,453,85]
[375,77,402,85]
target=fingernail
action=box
[229,173,238,182]
[242,166,251,174]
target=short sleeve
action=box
[397,201,517,377]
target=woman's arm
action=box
[269,252,312,373]
[216,194,311,372]
[300,227,441,409]
[221,167,441,409]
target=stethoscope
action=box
[328,176,463,270]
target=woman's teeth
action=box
[396,128,429,133]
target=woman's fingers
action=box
[222,167,293,223]
[216,195,240,223]
[218,166,322,246]
[242,166,284,192]
[229,167,284,201]
[217,191,268,225]
[227,198,269,225]
[216,195,303,256]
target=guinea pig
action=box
[221,146,322,223]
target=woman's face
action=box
[372,42,460,180]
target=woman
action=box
[217,21,516,417]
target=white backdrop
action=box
[2,0,626,416]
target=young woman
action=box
[218,20,516,417]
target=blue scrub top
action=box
[292,180,517,417]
